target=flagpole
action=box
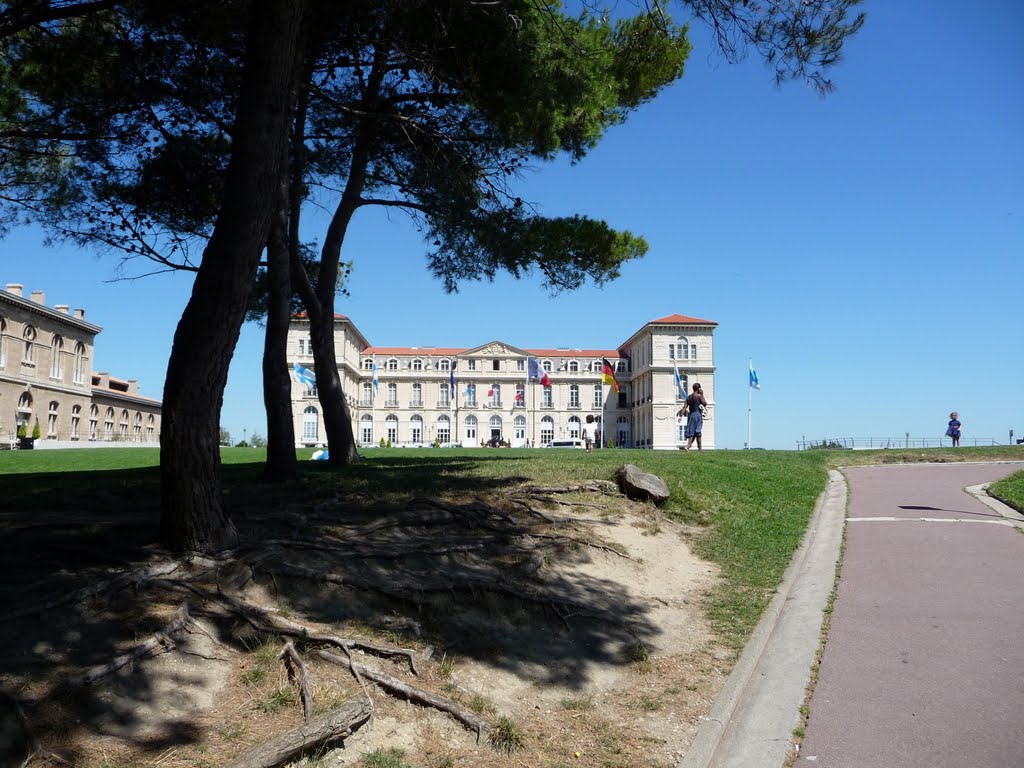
[747,357,752,450]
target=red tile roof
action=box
[649,313,717,326]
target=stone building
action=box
[288,312,716,450]
[0,283,161,445]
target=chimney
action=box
[74,308,85,319]
[55,304,70,315]
[127,379,139,395]
[96,372,110,388]
[30,290,45,305]
[5,283,23,297]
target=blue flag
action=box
[673,362,686,399]
[292,362,316,389]
[372,358,379,394]
[749,363,760,390]
[449,359,456,394]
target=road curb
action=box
[678,469,848,768]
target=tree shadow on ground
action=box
[0,454,661,765]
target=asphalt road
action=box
[797,462,1024,768]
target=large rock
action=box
[617,464,670,505]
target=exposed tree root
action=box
[278,641,313,721]
[316,650,488,736]
[68,603,192,686]
[222,693,372,768]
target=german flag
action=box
[601,358,620,393]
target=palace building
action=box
[288,312,716,451]
[0,283,162,445]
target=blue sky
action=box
[4,0,1022,449]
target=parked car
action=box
[546,439,584,449]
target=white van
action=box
[546,439,584,449]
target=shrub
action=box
[32,420,41,439]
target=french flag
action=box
[527,357,550,386]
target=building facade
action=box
[288,313,716,451]
[0,283,162,445]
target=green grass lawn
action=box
[3,443,1021,651]
[989,468,1024,513]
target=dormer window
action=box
[387,358,399,371]
[412,358,423,371]
[568,360,579,373]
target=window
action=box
[412,358,423,371]
[385,414,398,443]
[440,383,450,406]
[134,413,142,440]
[440,358,451,372]
[464,415,477,440]
[104,407,114,439]
[362,358,374,370]
[47,401,58,438]
[71,405,81,439]
[362,382,373,405]
[437,415,451,443]
[411,382,423,406]
[676,373,688,400]
[386,382,398,406]
[569,384,580,408]
[677,412,687,444]
[465,383,477,407]
[360,414,373,444]
[23,326,36,364]
[617,360,627,373]
[90,405,99,439]
[387,358,398,371]
[298,338,305,355]
[73,342,85,384]
[489,383,501,407]
[540,416,554,446]
[302,407,318,440]
[542,385,552,407]
[0,316,5,367]
[50,335,64,379]
[593,384,603,408]
[489,415,502,442]
[410,414,423,443]
[568,360,579,373]
[617,391,627,408]
[492,359,500,371]
[514,383,525,405]
[670,337,697,361]
[617,416,631,448]
[515,359,525,372]
[467,359,477,371]
[542,360,552,372]
[146,415,155,439]
[514,415,526,442]
[120,409,130,439]
[568,416,582,439]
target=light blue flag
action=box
[372,359,379,394]
[749,363,760,390]
[292,362,316,388]
[674,362,686,399]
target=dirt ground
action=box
[0,479,734,768]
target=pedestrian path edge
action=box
[678,469,848,768]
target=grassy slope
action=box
[2,444,1021,651]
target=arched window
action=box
[50,334,64,379]
[386,357,399,371]
[22,325,36,364]
[71,405,81,439]
[568,360,579,373]
[567,416,582,439]
[360,414,374,445]
[362,358,374,370]
[464,415,477,441]
[73,342,86,384]
[671,336,696,361]
[569,384,580,407]
[47,401,58,438]
[410,414,423,443]
[514,415,526,442]
[542,360,552,372]
[104,407,115,439]
[120,409,130,439]
[412,358,423,371]
[540,415,554,446]
[303,406,319,441]
[385,414,398,443]
[440,358,451,372]
[436,414,451,443]
[90,405,99,439]
[134,412,143,440]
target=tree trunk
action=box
[308,310,359,465]
[160,0,307,552]
[262,159,298,483]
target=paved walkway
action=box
[797,462,1024,768]
[680,460,1024,768]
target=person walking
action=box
[583,425,593,453]
[683,383,707,451]
[946,411,962,447]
